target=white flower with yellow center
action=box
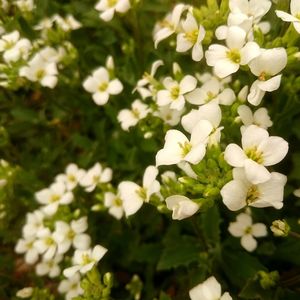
[118,166,160,217]
[176,12,206,61]
[117,99,150,131]
[34,228,57,260]
[156,75,197,110]
[247,48,287,106]
[83,67,123,106]
[19,54,58,88]
[205,26,261,78]
[95,0,131,22]
[58,273,84,300]
[165,195,199,220]
[104,191,124,220]
[228,213,267,252]
[35,182,74,216]
[189,276,232,300]
[53,217,91,254]
[63,245,107,278]
[15,235,39,264]
[221,168,287,211]
[224,125,288,184]
[276,0,300,34]
[36,254,63,278]
[156,121,212,167]
[79,162,112,192]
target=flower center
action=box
[185,30,198,44]
[81,253,92,265]
[170,85,180,99]
[67,229,75,240]
[45,237,54,246]
[136,187,147,200]
[246,185,260,205]
[179,141,192,157]
[93,175,100,184]
[226,49,241,64]
[296,13,300,20]
[36,69,45,80]
[113,197,122,207]
[132,108,140,119]
[206,91,216,102]
[4,41,15,50]
[244,226,252,234]
[107,0,117,7]
[68,174,76,182]
[50,194,60,203]
[98,82,108,92]
[245,147,264,164]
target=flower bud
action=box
[270,219,290,237]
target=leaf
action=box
[221,249,267,287]
[201,205,220,245]
[157,235,201,270]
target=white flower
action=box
[15,236,39,264]
[189,276,232,300]
[34,228,57,260]
[95,0,130,22]
[155,105,184,126]
[224,125,288,184]
[58,273,84,300]
[38,46,65,63]
[156,121,212,166]
[117,99,150,131]
[221,168,287,211]
[237,104,272,132]
[205,26,261,78]
[63,245,107,278]
[80,162,112,192]
[104,191,124,220]
[119,166,160,217]
[186,77,235,106]
[294,188,300,197]
[276,0,300,34]
[181,102,223,146]
[228,213,267,252]
[134,60,164,99]
[16,287,33,299]
[157,75,197,110]
[248,48,287,105]
[54,14,82,31]
[55,163,85,191]
[83,67,123,105]
[15,0,35,12]
[19,54,58,88]
[154,4,188,48]
[0,30,31,63]
[22,210,45,238]
[53,217,91,254]
[36,255,63,278]
[176,12,206,61]
[166,195,199,220]
[35,182,74,215]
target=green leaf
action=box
[157,235,201,270]
[201,205,220,245]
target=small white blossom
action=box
[15,236,39,264]
[166,195,199,220]
[63,245,107,278]
[176,12,206,61]
[157,75,197,110]
[95,0,131,22]
[205,26,261,78]
[189,276,232,300]
[53,217,91,254]
[22,210,45,238]
[221,168,287,211]
[80,162,112,192]
[58,273,84,300]
[155,105,184,126]
[294,188,300,197]
[224,125,288,184]
[248,48,287,105]
[34,228,57,260]
[83,67,123,106]
[228,213,267,252]
[276,0,300,34]
[55,163,85,191]
[15,0,35,12]
[35,182,74,215]
[36,254,63,278]
[16,287,33,299]
[117,99,150,131]
[19,54,58,88]
[237,104,272,132]
[104,191,124,220]
[154,4,188,48]
[119,166,160,217]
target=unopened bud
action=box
[270,219,290,237]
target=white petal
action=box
[92,244,108,261]
[190,119,213,145]
[240,42,261,65]
[180,75,197,94]
[108,79,123,95]
[176,33,192,52]
[92,92,109,105]
[247,80,265,106]
[73,234,91,250]
[100,9,115,22]
[184,143,206,164]
[275,10,299,22]
[226,26,246,49]
[63,265,81,278]
[192,43,204,61]
[116,0,130,13]
[241,124,269,149]
[244,159,271,184]
[241,234,257,252]
[257,74,282,92]
[143,166,158,189]
[83,77,98,93]
[252,223,267,237]
[214,59,239,78]
[224,144,247,167]
[218,88,236,105]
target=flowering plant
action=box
[1,0,300,299]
